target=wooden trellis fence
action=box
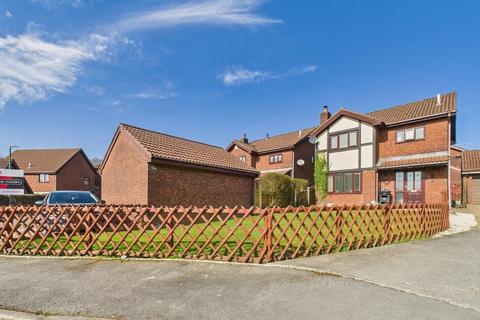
[0,203,449,263]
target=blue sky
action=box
[0,0,479,159]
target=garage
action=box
[466,176,480,204]
[462,150,480,205]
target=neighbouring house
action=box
[462,150,480,205]
[100,124,259,207]
[310,92,457,205]
[0,157,33,194]
[226,120,326,183]
[11,149,100,196]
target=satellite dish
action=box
[297,159,305,166]
[308,136,317,144]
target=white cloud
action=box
[125,81,178,100]
[116,0,280,31]
[218,64,318,86]
[85,85,105,96]
[0,33,109,108]
[5,11,12,18]
[31,0,84,9]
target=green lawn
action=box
[13,209,425,261]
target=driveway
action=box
[0,230,479,320]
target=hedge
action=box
[0,194,45,206]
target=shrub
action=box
[258,173,309,207]
[0,194,46,206]
[314,152,328,201]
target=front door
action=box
[395,171,424,203]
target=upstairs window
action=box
[330,130,358,150]
[269,154,283,164]
[238,155,246,163]
[39,174,50,183]
[396,127,425,143]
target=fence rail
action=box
[0,203,449,263]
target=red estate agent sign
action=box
[0,169,25,195]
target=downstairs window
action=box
[328,172,362,193]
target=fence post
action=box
[336,208,344,251]
[307,187,310,205]
[167,209,174,249]
[264,208,273,262]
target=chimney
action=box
[320,106,331,125]
[436,94,442,106]
[240,133,248,144]
[298,130,302,137]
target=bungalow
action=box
[100,124,259,207]
[310,92,457,205]
[11,149,100,196]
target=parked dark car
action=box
[35,191,103,206]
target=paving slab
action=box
[0,256,478,320]
[275,228,480,313]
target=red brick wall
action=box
[292,140,315,182]
[228,146,254,167]
[148,162,255,207]
[379,167,448,204]
[378,118,449,158]
[101,130,149,205]
[56,152,100,196]
[322,170,376,205]
[255,150,293,172]
[25,174,57,194]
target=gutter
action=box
[383,112,456,128]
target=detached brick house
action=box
[310,92,457,205]
[226,125,321,183]
[100,124,259,207]
[462,150,480,204]
[11,149,100,195]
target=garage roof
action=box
[121,124,258,175]
[463,150,480,173]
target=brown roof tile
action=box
[12,149,81,173]
[378,156,448,169]
[367,92,457,125]
[248,127,318,153]
[121,124,258,175]
[228,140,257,153]
[463,150,480,172]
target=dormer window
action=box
[238,155,246,163]
[396,127,425,143]
[330,130,358,150]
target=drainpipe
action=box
[448,113,452,208]
[291,148,295,179]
